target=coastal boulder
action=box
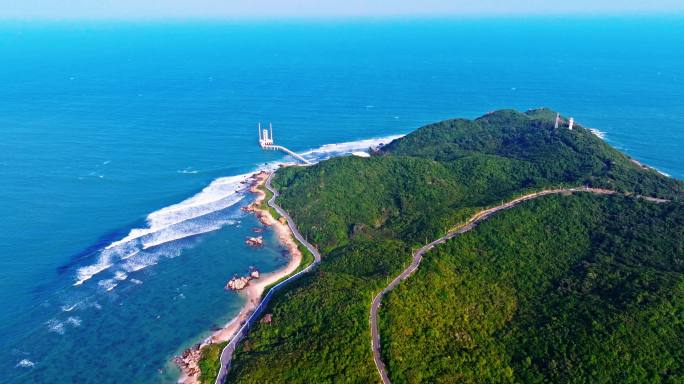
[245,236,264,247]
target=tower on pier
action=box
[258,122,274,147]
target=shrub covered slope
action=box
[381,193,684,383]
[227,109,683,383]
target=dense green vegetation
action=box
[383,109,682,199]
[198,341,228,384]
[256,182,282,221]
[196,184,315,384]
[229,240,410,383]
[227,109,684,383]
[272,109,682,252]
[380,194,684,383]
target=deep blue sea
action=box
[1,18,683,383]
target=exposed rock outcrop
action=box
[245,236,263,247]
[173,344,201,378]
[226,268,261,291]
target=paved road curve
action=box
[368,186,660,384]
[214,172,321,384]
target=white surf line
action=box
[74,134,404,288]
[75,189,247,285]
[105,190,246,250]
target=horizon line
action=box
[2,10,684,23]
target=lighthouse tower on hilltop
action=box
[554,113,560,129]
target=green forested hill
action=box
[270,109,681,251]
[226,110,684,383]
[380,193,684,383]
[382,109,682,199]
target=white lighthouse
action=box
[258,122,274,147]
[568,117,575,130]
[554,113,560,129]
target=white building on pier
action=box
[258,123,274,148]
[256,122,312,165]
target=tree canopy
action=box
[226,109,684,383]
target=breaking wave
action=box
[72,134,404,290]
[589,128,606,139]
[46,316,83,335]
[16,359,35,368]
[66,317,82,327]
[46,319,65,335]
[177,168,199,174]
[300,134,404,162]
[60,299,101,312]
[74,176,249,286]
[97,279,118,292]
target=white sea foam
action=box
[119,250,140,261]
[66,316,82,327]
[130,279,143,285]
[74,175,249,286]
[121,260,152,273]
[74,263,113,286]
[301,134,404,162]
[73,134,404,289]
[61,302,80,312]
[119,248,178,275]
[16,359,35,368]
[140,219,236,250]
[105,192,244,250]
[62,299,102,312]
[589,128,606,139]
[98,279,118,292]
[46,319,65,335]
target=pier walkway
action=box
[262,144,312,165]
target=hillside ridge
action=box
[226,109,683,384]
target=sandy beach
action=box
[176,170,302,384]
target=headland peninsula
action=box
[190,109,684,384]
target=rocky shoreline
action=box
[225,268,260,291]
[173,344,202,379]
[174,170,303,384]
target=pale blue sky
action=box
[1,0,683,20]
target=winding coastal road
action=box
[214,172,321,384]
[213,179,668,384]
[369,186,668,384]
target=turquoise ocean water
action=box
[1,18,683,382]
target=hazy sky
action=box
[2,0,684,20]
